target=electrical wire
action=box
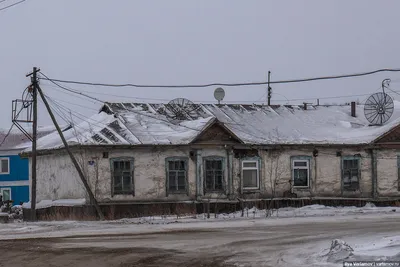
[41,97,97,143]
[0,0,26,11]
[41,78,398,105]
[38,68,400,88]
[43,93,101,112]
[39,72,104,103]
[44,95,199,135]
[41,82,171,102]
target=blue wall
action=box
[0,155,29,205]
[0,185,29,205]
[0,155,29,182]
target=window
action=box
[0,158,9,174]
[292,159,310,188]
[166,158,187,193]
[111,159,134,195]
[242,160,259,189]
[342,158,360,191]
[1,188,11,201]
[204,158,224,192]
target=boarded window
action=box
[242,160,259,189]
[111,159,134,195]
[0,158,9,174]
[204,158,224,192]
[342,158,360,191]
[166,159,187,193]
[292,159,309,187]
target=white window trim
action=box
[292,159,310,188]
[1,187,11,201]
[242,160,260,190]
[0,158,10,175]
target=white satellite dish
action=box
[214,87,225,104]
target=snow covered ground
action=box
[0,204,399,267]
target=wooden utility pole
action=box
[267,71,271,106]
[36,85,105,220]
[26,67,39,221]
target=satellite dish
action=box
[214,87,225,104]
[165,98,198,122]
[364,79,394,125]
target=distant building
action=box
[0,128,53,205]
[22,101,400,218]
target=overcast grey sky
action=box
[2,0,400,128]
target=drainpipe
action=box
[370,149,377,199]
[226,147,233,199]
[196,150,202,200]
[314,154,317,195]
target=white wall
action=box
[32,146,399,204]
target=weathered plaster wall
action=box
[32,146,399,204]
[34,153,87,202]
[95,147,196,202]
[376,149,399,197]
[239,148,373,199]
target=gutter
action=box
[369,148,378,199]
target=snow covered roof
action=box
[0,126,56,150]
[27,101,400,152]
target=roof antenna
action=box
[364,79,394,126]
[214,87,225,105]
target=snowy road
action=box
[0,212,399,267]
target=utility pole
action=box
[36,85,105,220]
[267,71,271,106]
[26,67,39,221]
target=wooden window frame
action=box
[203,156,225,193]
[165,157,189,196]
[110,157,134,196]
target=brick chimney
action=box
[351,101,356,117]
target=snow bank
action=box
[103,203,398,225]
[317,235,400,264]
[22,199,86,209]
[325,239,354,263]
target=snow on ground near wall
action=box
[2,203,399,235]
[22,199,86,209]
[122,203,399,223]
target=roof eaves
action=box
[371,122,400,144]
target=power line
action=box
[39,72,104,103]
[41,78,397,104]
[43,93,101,112]
[38,68,400,88]
[42,82,171,102]
[0,0,26,12]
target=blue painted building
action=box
[0,129,32,205]
[0,128,53,205]
[0,152,29,205]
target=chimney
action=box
[303,102,307,110]
[351,101,356,117]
